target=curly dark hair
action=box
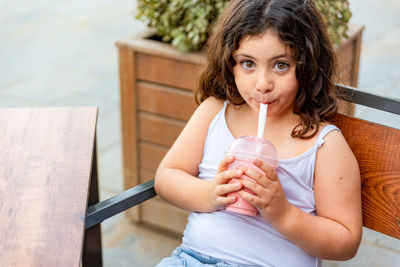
[196,0,338,138]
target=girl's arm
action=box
[155,97,243,212]
[239,129,362,260]
[301,129,362,259]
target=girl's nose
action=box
[255,74,273,94]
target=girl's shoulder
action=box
[318,122,344,142]
[316,123,353,159]
[195,97,225,119]
[199,96,225,108]
[186,97,225,130]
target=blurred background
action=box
[1,0,399,266]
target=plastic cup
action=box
[225,135,279,216]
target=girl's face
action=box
[232,29,299,118]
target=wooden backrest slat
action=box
[334,113,400,239]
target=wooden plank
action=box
[136,53,202,91]
[139,142,168,171]
[137,154,189,236]
[334,24,365,54]
[0,107,97,267]
[115,30,205,66]
[139,112,185,147]
[119,47,139,189]
[351,29,363,87]
[336,31,363,115]
[141,198,189,235]
[337,66,353,114]
[334,114,400,239]
[137,81,197,121]
[139,168,156,183]
[118,47,140,220]
[335,24,364,115]
[336,40,354,76]
[137,159,190,234]
[337,66,352,86]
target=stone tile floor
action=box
[1,0,399,266]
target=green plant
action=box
[136,0,351,52]
[315,0,352,45]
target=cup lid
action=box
[226,135,279,167]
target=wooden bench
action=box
[84,84,400,264]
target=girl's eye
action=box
[274,62,289,71]
[241,60,255,70]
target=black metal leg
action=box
[83,140,102,267]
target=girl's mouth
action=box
[259,100,275,105]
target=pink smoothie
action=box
[225,136,279,217]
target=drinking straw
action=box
[257,103,268,138]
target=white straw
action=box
[257,103,268,138]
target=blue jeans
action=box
[156,244,241,267]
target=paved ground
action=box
[1,0,399,266]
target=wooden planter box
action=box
[116,24,364,235]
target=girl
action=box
[155,0,362,266]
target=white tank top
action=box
[182,101,340,267]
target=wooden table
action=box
[0,107,101,267]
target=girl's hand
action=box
[209,156,243,211]
[238,159,294,226]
